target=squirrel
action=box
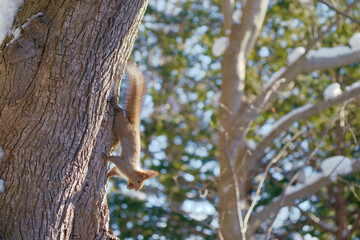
[103,63,159,191]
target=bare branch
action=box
[250,83,360,166]
[317,0,360,25]
[252,159,360,234]
[300,210,338,234]
[243,131,303,230]
[264,112,339,239]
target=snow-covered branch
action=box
[305,49,360,73]
[253,36,360,117]
[250,157,360,233]
[250,81,360,165]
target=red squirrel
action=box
[103,64,159,191]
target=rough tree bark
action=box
[0,0,148,239]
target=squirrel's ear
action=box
[142,170,159,180]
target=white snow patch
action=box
[270,103,314,132]
[345,80,360,91]
[212,36,229,57]
[232,9,242,24]
[287,47,305,65]
[323,82,342,100]
[0,0,24,44]
[285,172,324,195]
[321,156,353,181]
[9,27,21,43]
[7,12,45,46]
[0,179,4,193]
[0,146,4,162]
[307,46,353,59]
[349,33,360,50]
[263,67,286,90]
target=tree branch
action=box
[317,0,360,25]
[220,0,269,116]
[250,159,360,232]
[250,0,360,118]
[305,50,360,72]
[250,81,360,166]
[300,210,338,234]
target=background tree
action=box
[107,0,360,239]
[0,0,148,239]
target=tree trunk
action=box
[0,0,148,239]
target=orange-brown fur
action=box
[103,64,159,191]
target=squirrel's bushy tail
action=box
[124,63,146,126]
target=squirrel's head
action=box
[127,170,159,191]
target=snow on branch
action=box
[287,47,305,66]
[305,48,360,72]
[323,83,342,100]
[307,46,353,59]
[251,157,360,229]
[251,81,360,164]
[349,33,360,50]
[256,33,360,115]
[269,103,314,132]
[320,156,353,181]
[262,67,286,90]
[212,37,229,57]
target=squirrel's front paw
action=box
[109,97,118,108]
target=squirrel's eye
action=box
[137,180,141,184]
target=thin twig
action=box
[265,112,339,240]
[243,130,304,229]
[317,0,360,25]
